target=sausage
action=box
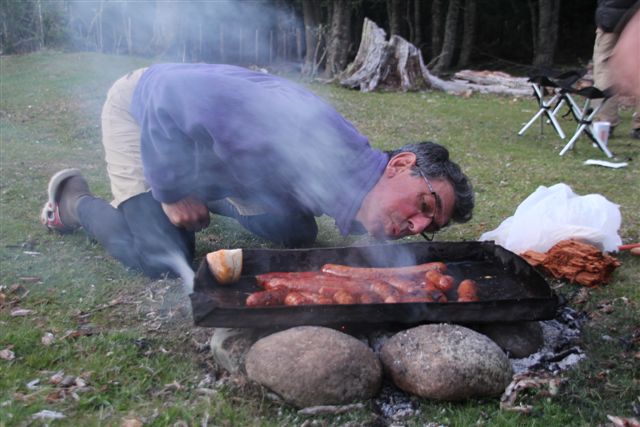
[398,295,435,303]
[284,291,310,306]
[369,281,400,299]
[259,273,374,296]
[246,287,289,307]
[457,279,479,302]
[359,292,384,304]
[425,269,443,285]
[436,275,455,292]
[332,289,357,304]
[320,261,447,280]
[381,277,417,293]
[298,292,333,305]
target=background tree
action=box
[324,0,352,78]
[532,0,561,69]
[457,0,476,67]
[433,0,460,73]
[0,0,598,77]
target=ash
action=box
[372,383,420,421]
[510,306,588,375]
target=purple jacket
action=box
[130,63,388,235]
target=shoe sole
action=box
[40,168,82,232]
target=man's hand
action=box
[162,196,210,231]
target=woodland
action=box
[1,0,598,78]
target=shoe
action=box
[632,128,640,139]
[40,168,91,233]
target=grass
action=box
[1,51,639,426]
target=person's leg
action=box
[208,199,318,247]
[118,192,196,278]
[593,28,621,130]
[77,191,195,278]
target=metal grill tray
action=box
[190,241,558,328]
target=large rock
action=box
[210,328,271,374]
[474,321,543,358]
[245,326,382,408]
[379,324,513,401]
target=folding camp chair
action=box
[558,85,614,158]
[518,70,585,139]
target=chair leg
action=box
[518,88,564,138]
[559,99,614,158]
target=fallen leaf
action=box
[18,276,42,283]
[50,371,65,384]
[32,410,65,420]
[45,389,66,403]
[42,332,55,346]
[10,308,34,317]
[0,348,15,361]
[26,379,40,390]
[121,417,144,427]
[0,292,5,306]
[607,415,640,427]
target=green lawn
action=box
[1,51,638,426]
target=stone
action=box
[474,321,544,358]
[245,326,382,408]
[209,328,269,374]
[379,323,513,401]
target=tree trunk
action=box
[434,0,460,73]
[458,0,476,67]
[430,0,443,60]
[387,0,402,36]
[324,0,351,78]
[302,0,322,75]
[413,0,422,49]
[527,0,538,55]
[532,0,559,69]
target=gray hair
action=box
[385,141,474,224]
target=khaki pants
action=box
[592,27,640,131]
[100,68,148,207]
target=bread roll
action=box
[206,249,243,284]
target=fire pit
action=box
[190,241,558,328]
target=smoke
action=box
[155,251,195,294]
[65,1,304,64]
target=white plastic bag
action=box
[479,183,622,253]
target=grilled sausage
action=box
[246,287,289,307]
[320,261,447,280]
[284,291,310,306]
[298,292,333,305]
[436,275,455,292]
[332,289,357,304]
[457,279,479,302]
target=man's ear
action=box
[385,152,417,177]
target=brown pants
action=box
[592,27,640,131]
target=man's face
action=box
[356,153,456,240]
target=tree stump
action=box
[339,18,431,92]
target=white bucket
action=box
[592,121,610,146]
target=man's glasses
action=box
[417,169,442,242]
